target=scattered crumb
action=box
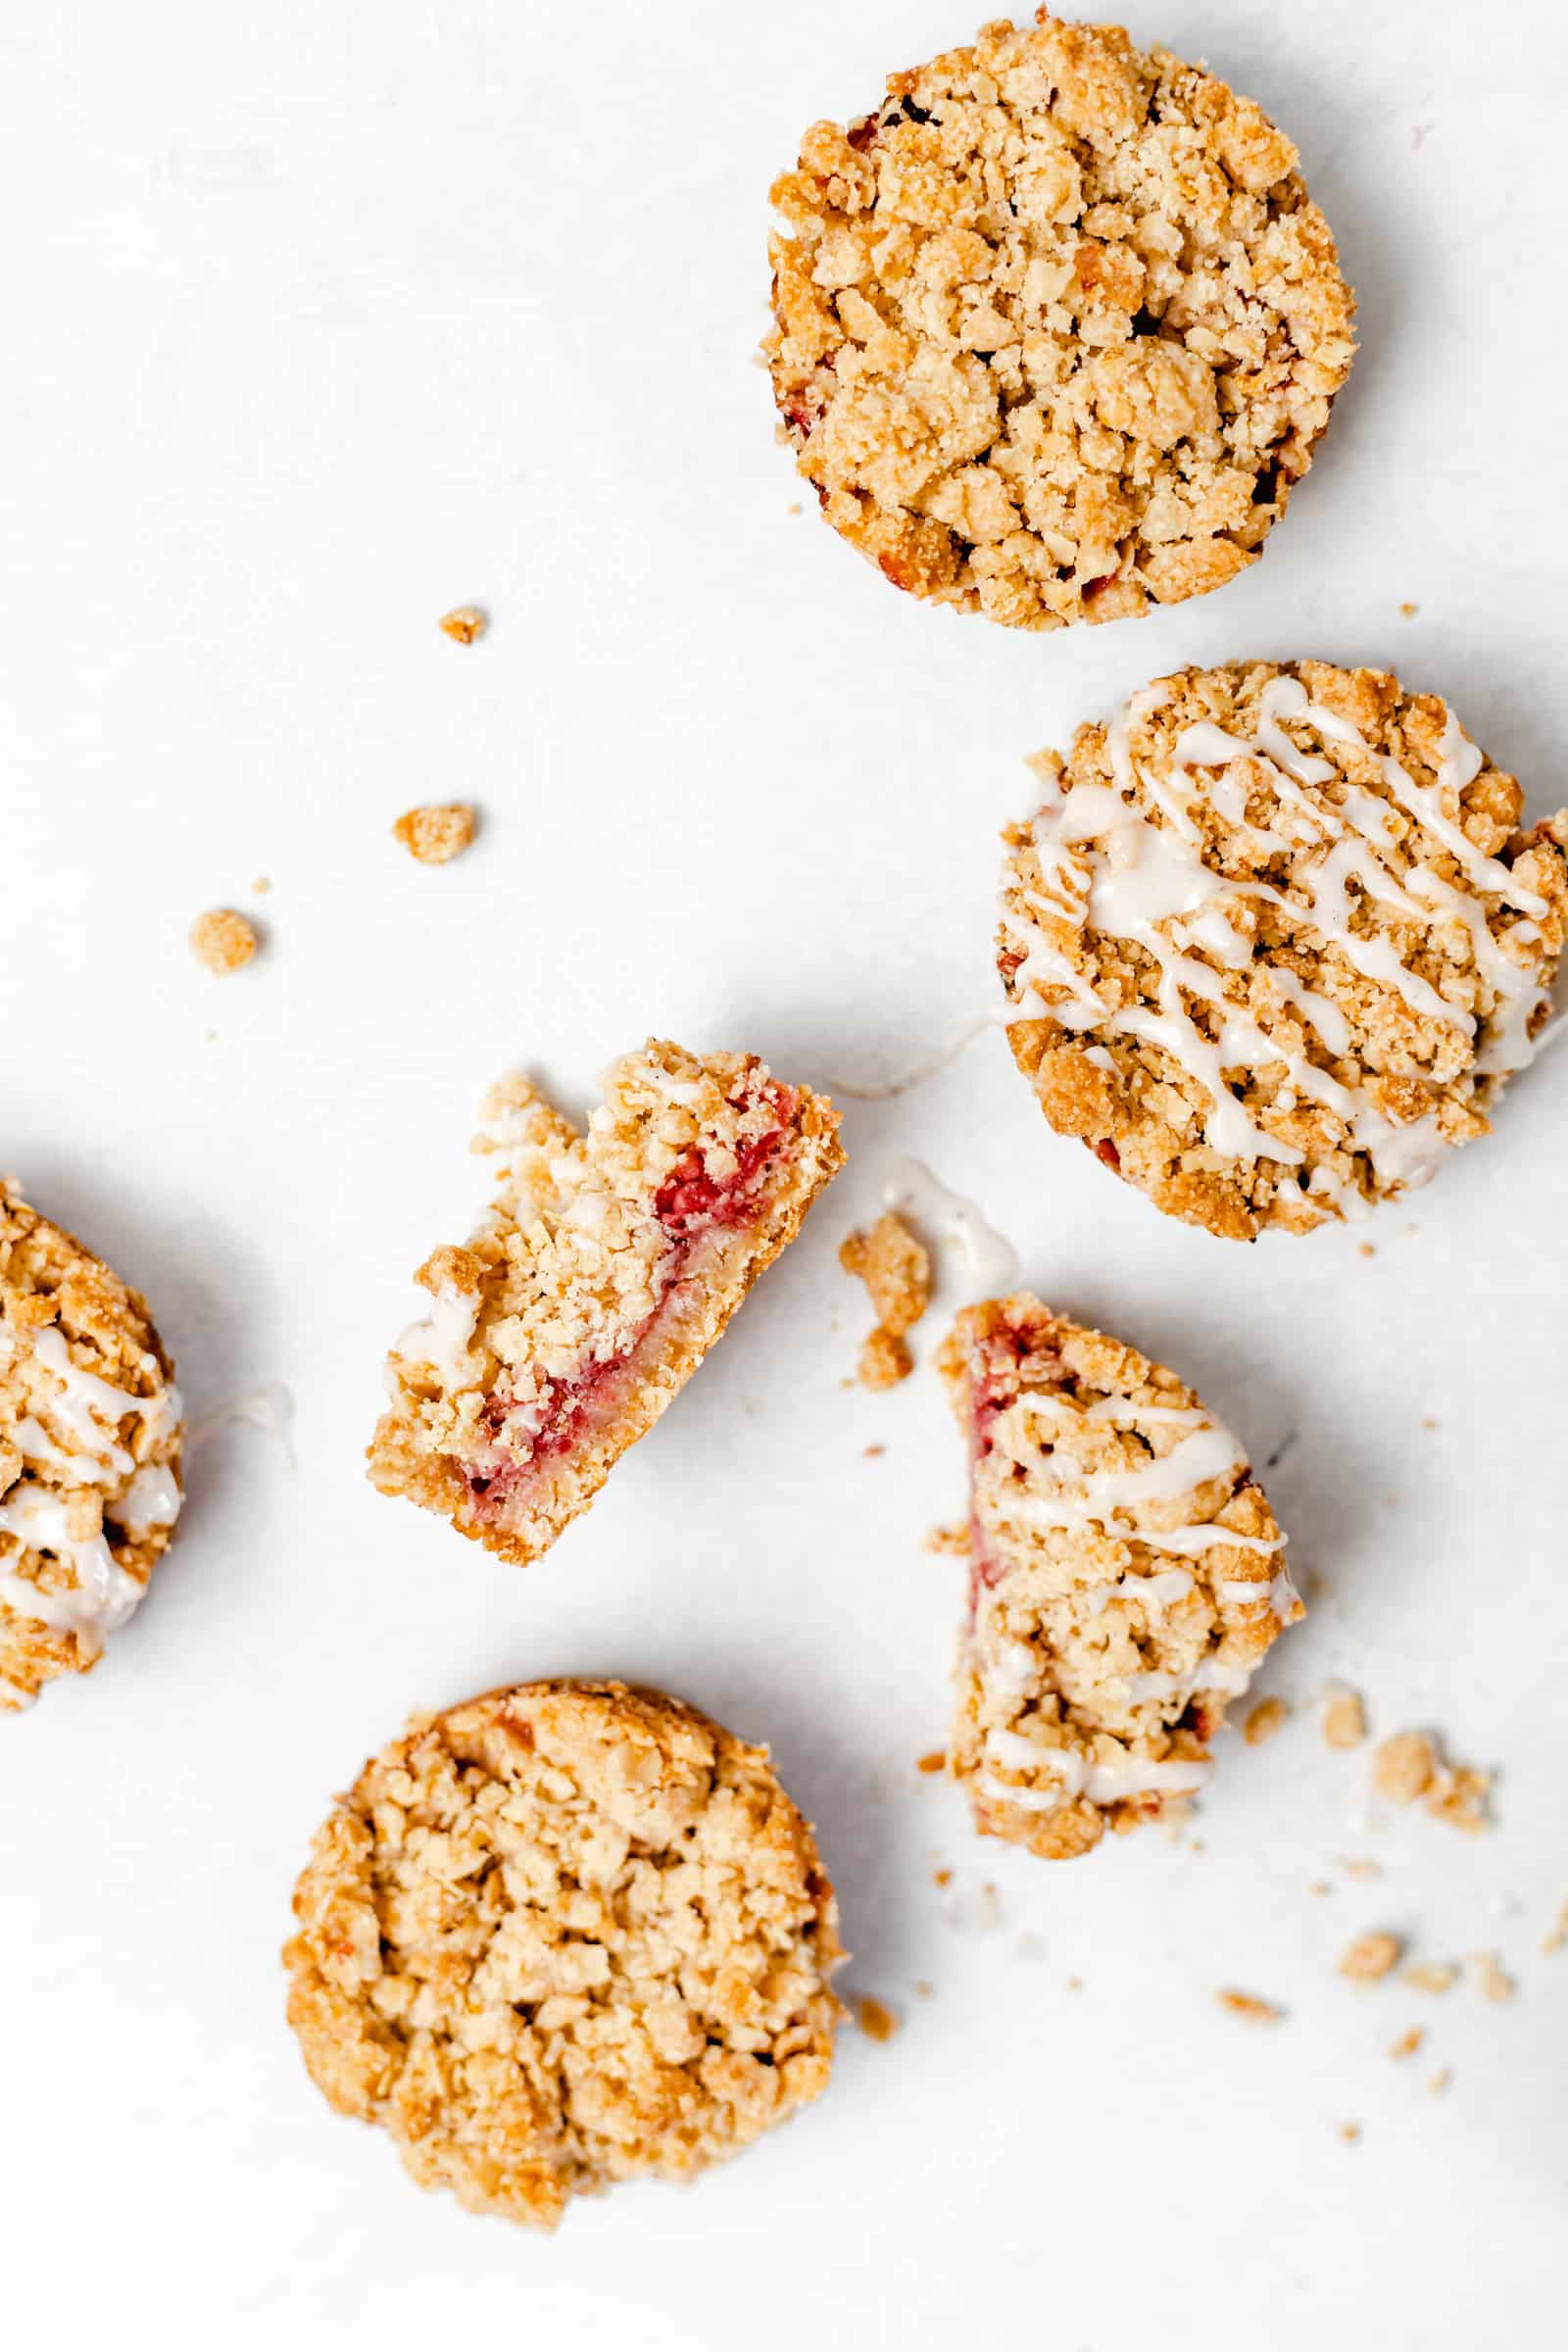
[1373,1729,1436,1804]
[1399,601,1419,616]
[1339,1932,1403,1984]
[393,803,476,865]
[1337,1856,1382,1881]
[914,1980,934,1999]
[1371,1729,1491,1830]
[188,907,259,975]
[786,501,803,516]
[856,1996,900,2044]
[251,875,271,895]
[1244,1696,1288,1746]
[1307,1881,1333,1897]
[841,1213,931,1391]
[1426,1763,1492,1835]
[1357,1243,1376,1258]
[1339,2122,1362,2145]
[924,1523,971,1557]
[862,1444,886,1459]
[1470,1952,1516,2005]
[943,1881,1003,1936]
[1428,2067,1451,2096]
[1389,2026,1425,2061]
[916,1750,947,1777]
[1065,1976,1083,1992]
[1421,1417,1439,1431]
[1544,1897,1568,1957]
[1015,1933,1046,1960]
[933,1868,953,1887]
[1402,1961,1458,1995]
[1216,1989,1285,2025]
[1322,1686,1367,1750]
[438,605,487,644]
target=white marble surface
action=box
[4,3,1564,2345]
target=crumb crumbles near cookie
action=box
[284,1680,843,2230]
[1339,1932,1403,1984]
[369,1041,844,1566]
[1243,1695,1287,1745]
[393,803,476,865]
[1217,1989,1284,2025]
[0,1182,183,1711]
[1372,1729,1491,1830]
[840,1210,931,1389]
[189,907,259,975]
[998,661,1568,1237]
[1322,1684,1368,1749]
[767,14,1354,630]
[940,1296,1298,1859]
[438,606,487,644]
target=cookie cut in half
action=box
[999,661,1568,1238]
[369,1041,844,1564]
[767,12,1354,629]
[284,1679,844,2230]
[0,1181,183,1713]
[940,1297,1298,1858]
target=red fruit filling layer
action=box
[465,1087,797,1512]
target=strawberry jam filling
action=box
[465,1086,797,1510]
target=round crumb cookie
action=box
[283,1679,844,2230]
[998,662,1568,1239]
[0,1181,183,1712]
[766,13,1354,630]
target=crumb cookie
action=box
[284,1679,843,2229]
[0,1181,183,1712]
[999,662,1568,1238]
[369,1041,844,1565]
[940,1297,1298,1858]
[766,13,1354,630]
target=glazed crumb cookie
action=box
[369,1041,844,1565]
[999,662,1568,1239]
[766,13,1354,629]
[284,1679,843,2229]
[0,1181,183,1712]
[940,1298,1298,1859]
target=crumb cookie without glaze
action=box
[999,662,1568,1239]
[766,13,1354,630]
[940,1298,1298,1859]
[369,1042,844,1565]
[0,1182,183,1712]
[284,1680,843,2229]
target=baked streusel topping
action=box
[0,1181,183,1712]
[767,12,1354,629]
[999,662,1568,1238]
[369,1040,844,1565]
[940,1297,1298,1858]
[284,1679,843,2229]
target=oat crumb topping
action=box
[393,803,477,865]
[189,907,259,975]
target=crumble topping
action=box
[439,605,487,643]
[284,1680,843,2230]
[940,1295,1297,1859]
[856,1996,901,2043]
[841,1209,931,1389]
[1321,1685,1368,1749]
[767,13,1353,630]
[189,907,259,974]
[393,803,476,864]
[999,662,1568,1238]
[1339,1932,1403,1984]
[1371,1729,1491,1830]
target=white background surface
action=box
[4,3,1565,2345]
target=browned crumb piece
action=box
[1338,1856,1382,1881]
[841,1212,930,1391]
[914,1981,934,1999]
[932,1868,953,1888]
[856,1996,900,2044]
[1357,1244,1376,1258]
[1339,2123,1362,2145]
[1390,2026,1425,2061]
[1244,1696,1288,1746]
[1428,2068,1451,2095]
[1217,1990,1284,2025]
[1372,1730,1491,1830]
[1321,1686,1367,1750]
[252,875,271,895]
[393,803,476,865]
[1373,1729,1436,1802]
[1544,1897,1568,1957]
[283,1679,843,2230]
[1426,1763,1492,1834]
[862,1444,886,1458]
[1339,1932,1403,1984]
[1470,1952,1516,2004]
[923,1523,971,1557]
[1402,1961,1458,1995]
[1400,603,1419,617]
[438,605,487,644]
[188,907,258,975]
[1307,1881,1333,1898]
[1066,1975,1084,1992]
[916,1749,947,1776]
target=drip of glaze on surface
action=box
[881,1156,1019,1296]
[188,1384,296,1466]
[829,1009,1009,1102]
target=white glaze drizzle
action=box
[395,1285,480,1386]
[1004,675,1556,1203]
[0,1484,145,1659]
[188,1384,296,1464]
[881,1156,1019,1295]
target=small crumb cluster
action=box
[1321,1684,1367,1749]
[1372,1729,1491,1831]
[438,605,487,644]
[393,803,477,865]
[1339,1931,1403,1984]
[188,907,259,975]
[840,1211,930,1389]
[1217,1989,1285,2025]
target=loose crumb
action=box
[1244,1696,1288,1746]
[916,1750,947,1776]
[438,605,487,644]
[393,803,476,865]
[1357,1243,1376,1258]
[1543,1896,1568,1957]
[1371,1729,1491,1830]
[1307,1881,1333,1897]
[1389,2026,1425,2061]
[1399,601,1419,616]
[786,501,803,516]
[1428,2067,1451,2095]
[1339,2122,1362,2145]
[1065,1976,1083,1992]
[1339,1932,1403,1984]
[1337,1856,1382,1881]
[856,1995,900,2044]
[1402,1961,1459,1995]
[841,1212,931,1391]
[188,907,259,975]
[1470,1951,1516,2004]
[933,1868,952,1887]
[1322,1686,1367,1750]
[862,1444,886,1459]
[1373,1729,1436,1804]
[1216,1989,1285,2024]
[1426,1763,1492,1835]
[251,875,271,895]
[913,1980,934,1999]
[924,1523,971,1557]
[1421,1416,1439,1431]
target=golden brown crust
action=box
[0,1181,183,1711]
[767,14,1354,629]
[283,1679,844,2229]
[999,661,1568,1238]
